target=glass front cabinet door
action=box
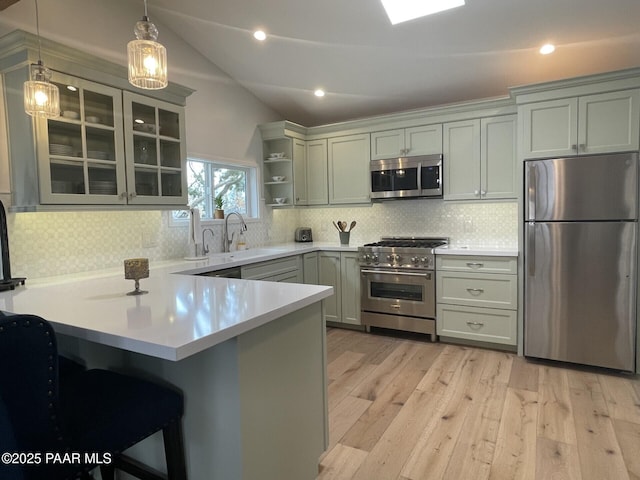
[123,91,188,205]
[35,73,127,204]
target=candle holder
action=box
[124,258,149,296]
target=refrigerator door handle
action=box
[526,163,536,220]
[527,222,535,276]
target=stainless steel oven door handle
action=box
[361,269,431,279]
[389,304,401,309]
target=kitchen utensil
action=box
[339,221,347,231]
[332,221,341,232]
[348,220,356,232]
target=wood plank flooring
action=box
[318,328,640,480]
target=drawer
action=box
[437,304,516,345]
[241,255,301,280]
[436,255,517,274]
[437,272,517,309]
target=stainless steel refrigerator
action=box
[524,152,638,371]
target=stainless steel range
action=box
[358,237,448,340]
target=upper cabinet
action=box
[520,89,640,159]
[0,30,193,210]
[292,138,328,206]
[443,114,517,201]
[123,92,187,205]
[328,133,371,204]
[370,124,442,159]
[263,137,294,207]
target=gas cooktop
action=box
[358,237,448,270]
[362,237,449,249]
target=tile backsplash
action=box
[7,200,517,279]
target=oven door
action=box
[360,268,435,318]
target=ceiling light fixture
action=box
[253,30,267,41]
[381,0,465,25]
[314,89,325,97]
[127,0,168,90]
[23,0,60,119]
[539,43,556,55]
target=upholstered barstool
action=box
[0,313,187,480]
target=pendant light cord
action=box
[34,0,43,63]
[143,0,149,20]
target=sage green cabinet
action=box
[303,252,319,284]
[294,139,328,206]
[370,124,442,159]
[2,64,188,209]
[443,115,516,201]
[520,89,640,159]
[241,255,303,283]
[318,251,360,325]
[328,133,370,204]
[436,255,517,346]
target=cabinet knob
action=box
[579,143,586,152]
[571,144,577,151]
[480,190,486,196]
[118,192,127,200]
[128,192,137,200]
[474,190,480,196]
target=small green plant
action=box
[214,194,224,210]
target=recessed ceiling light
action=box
[540,43,555,55]
[253,30,267,41]
[314,89,325,97]
[134,118,145,124]
[381,0,465,25]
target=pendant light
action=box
[23,0,60,119]
[127,0,168,90]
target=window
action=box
[173,158,258,221]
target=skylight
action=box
[381,0,465,25]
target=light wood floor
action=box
[317,328,640,480]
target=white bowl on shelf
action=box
[271,176,285,182]
[86,115,101,123]
[62,110,79,120]
[274,197,287,204]
[268,152,285,159]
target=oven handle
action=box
[360,269,432,278]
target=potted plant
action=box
[214,194,225,219]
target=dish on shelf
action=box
[49,134,71,145]
[271,176,285,182]
[133,123,156,134]
[273,197,287,204]
[89,180,117,195]
[49,144,74,156]
[268,152,285,159]
[62,110,79,120]
[86,115,101,124]
[51,180,75,194]
[88,150,111,160]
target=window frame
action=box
[171,154,260,226]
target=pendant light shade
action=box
[128,1,167,90]
[23,0,60,119]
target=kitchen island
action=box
[0,260,333,479]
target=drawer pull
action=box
[466,262,484,268]
[390,304,401,309]
[466,288,484,296]
[466,321,484,328]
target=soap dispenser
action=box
[237,231,247,251]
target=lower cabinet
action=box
[241,256,303,283]
[318,251,360,325]
[303,252,319,284]
[436,255,517,346]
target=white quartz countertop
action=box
[0,245,337,361]
[434,245,519,257]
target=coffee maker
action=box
[0,200,25,291]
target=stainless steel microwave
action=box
[370,154,442,200]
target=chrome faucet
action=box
[223,212,247,252]
[202,228,215,255]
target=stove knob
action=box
[411,256,419,265]
[387,254,394,262]
[395,255,402,263]
[372,255,379,264]
[362,254,370,263]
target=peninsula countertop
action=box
[0,254,334,361]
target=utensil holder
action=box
[339,232,350,245]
